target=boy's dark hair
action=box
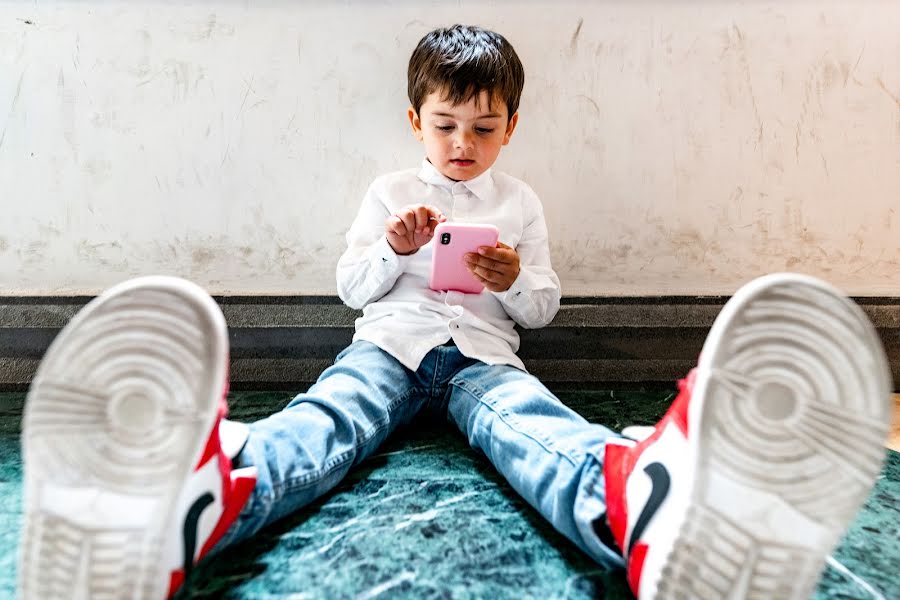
[408,25,524,120]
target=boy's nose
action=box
[453,132,474,150]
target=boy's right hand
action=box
[385,204,447,255]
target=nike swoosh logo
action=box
[627,462,670,552]
[182,492,215,578]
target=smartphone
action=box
[429,222,500,294]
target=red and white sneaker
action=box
[18,276,258,599]
[603,273,892,599]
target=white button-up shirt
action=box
[336,159,561,372]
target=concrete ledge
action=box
[2,296,898,391]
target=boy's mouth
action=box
[450,159,474,167]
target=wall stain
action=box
[576,94,600,115]
[192,247,217,269]
[874,77,900,108]
[569,18,584,54]
[394,20,426,46]
[795,59,828,164]
[190,13,233,41]
[237,75,255,119]
[17,240,50,268]
[82,159,113,185]
[819,58,840,92]
[728,23,764,151]
[76,241,123,267]
[5,9,897,294]
[36,222,63,239]
[0,71,26,151]
[666,227,720,264]
[847,43,866,87]
[159,233,314,280]
[202,13,217,40]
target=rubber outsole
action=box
[655,274,892,600]
[18,277,228,600]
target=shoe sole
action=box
[18,276,228,600]
[654,273,892,600]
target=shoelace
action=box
[826,555,886,600]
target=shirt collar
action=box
[417,158,496,202]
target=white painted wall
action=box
[1,1,898,296]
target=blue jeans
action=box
[217,340,624,568]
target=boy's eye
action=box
[476,127,495,134]
[436,125,454,132]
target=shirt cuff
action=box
[492,267,538,306]
[371,235,412,275]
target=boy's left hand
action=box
[464,242,520,293]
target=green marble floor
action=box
[0,390,897,599]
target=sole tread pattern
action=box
[19,277,226,600]
[24,292,212,494]
[702,282,890,525]
[653,276,891,600]
[20,513,154,600]
[657,505,822,600]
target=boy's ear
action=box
[502,111,519,146]
[408,106,424,141]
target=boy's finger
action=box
[398,210,417,233]
[465,254,504,274]
[425,205,446,222]
[387,216,406,235]
[467,258,507,280]
[470,270,489,285]
[477,246,515,263]
[414,205,430,230]
[469,263,502,284]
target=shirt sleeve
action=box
[336,181,412,309]
[491,191,561,328]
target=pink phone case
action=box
[429,223,500,293]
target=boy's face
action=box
[408,89,519,181]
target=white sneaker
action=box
[600,273,892,599]
[18,276,257,599]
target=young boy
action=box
[18,25,892,600]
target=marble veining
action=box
[0,391,896,599]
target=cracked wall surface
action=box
[1,1,898,296]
